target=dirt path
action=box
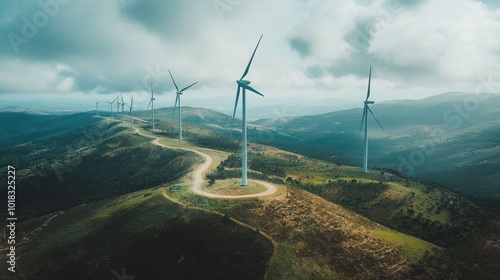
[134,127,277,199]
[135,125,279,279]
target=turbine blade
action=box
[240,34,263,80]
[232,86,241,120]
[150,83,154,98]
[243,84,264,97]
[131,96,134,107]
[168,70,179,92]
[180,81,198,93]
[366,65,372,101]
[147,100,152,111]
[367,106,384,130]
[172,94,179,118]
[359,106,367,137]
[175,94,180,108]
[230,86,241,136]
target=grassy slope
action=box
[162,121,499,278]
[170,188,436,279]
[241,145,500,278]
[0,120,198,218]
[0,189,273,280]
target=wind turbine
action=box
[109,97,117,118]
[359,66,384,173]
[95,100,101,116]
[146,83,156,129]
[231,34,264,187]
[120,93,125,120]
[129,95,134,127]
[169,70,198,142]
[115,94,121,118]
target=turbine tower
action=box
[96,100,101,116]
[129,95,134,128]
[109,97,117,118]
[115,94,120,118]
[231,34,264,186]
[359,66,383,173]
[120,93,125,120]
[169,69,198,142]
[146,83,156,129]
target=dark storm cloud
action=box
[289,36,311,58]
[119,0,212,39]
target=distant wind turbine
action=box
[169,69,198,142]
[95,100,101,116]
[115,94,120,118]
[359,66,384,173]
[120,93,125,119]
[129,95,134,127]
[146,83,156,129]
[109,97,117,118]
[231,34,264,187]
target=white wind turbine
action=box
[107,97,117,118]
[95,100,101,116]
[146,83,156,129]
[231,34,264,187]
[115,94,120,118]
[169,70,198,142]
[120,93,126,120]
[129,95,134,127]
[359,66,384,173]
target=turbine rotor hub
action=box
[237,80,251,85]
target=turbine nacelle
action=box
[364,101,375,105]
[237,80,251,85]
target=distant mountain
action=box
[250,92,500,200]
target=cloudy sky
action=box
[0,0,499,115]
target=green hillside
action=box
[0,116,198,218]
[249,93,500,200]
[1,110,499,279]
[0,189,273,280]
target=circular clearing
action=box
[202,179,268,196]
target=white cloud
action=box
[369,0,500,83]
[0,0,499,108]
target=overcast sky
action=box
[0,0,499,115]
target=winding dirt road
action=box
[134,127,277,199]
